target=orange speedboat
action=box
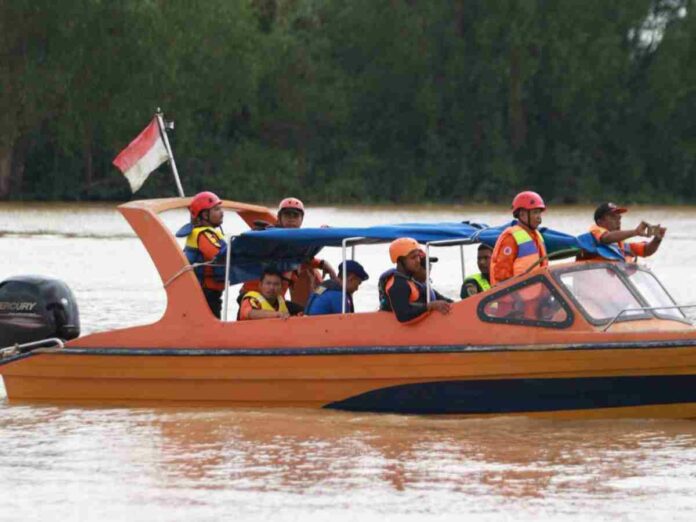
[2,198,696,419]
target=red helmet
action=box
[512,191,546,213]
[189,191,222,218]
[278,197,305,215]
[389,237,421,263]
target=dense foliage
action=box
[1,0,695,204]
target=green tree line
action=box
[1,0,695,204]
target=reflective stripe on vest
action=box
[512,227,542,258]
[243,291,289,314]
[464,273,491,292]
[509,225,547,275]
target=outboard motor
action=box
[0,276,80,347]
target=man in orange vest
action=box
[490,191,547,285]
[384,238,451,323]
[238,267,291,321]
[183,191,226,318]
[587,202,666,262]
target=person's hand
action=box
[655,226,667,240]
[276,311,290,319]
[634,221,649,236]
[428,300,451,315]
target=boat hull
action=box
[4,344,696,419]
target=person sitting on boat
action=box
[580,202,666,263]
[380,238,451,323]
[238,197,336,308]
[238,266,291,320]
[378,249,450,311]
[460,244,493,298]
[490,191,547,285]
[182,191,226,318]
[304,260,369,316]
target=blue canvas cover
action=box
[222,221,623,284]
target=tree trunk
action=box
[83,128,93,190]
[11,134,30,196]
[0,142,13,199]
[508,48,527,151]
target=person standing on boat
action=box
[583,202,666,262]
[460,244,493,298]
[238,197,336,308]
[183,191,226,318]
[382,238,451,323]
[238,267,290,320]
[490,191,547,285]
[305,260,369,316]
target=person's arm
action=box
[312,258,337,280]
[387,278,450,323]
[387,277,428,323]
[197,230,223,261]
[247,308,288,320]
[239,297,288,320]
[490,235,518,284]
[599,222,649,244]
[638,226,666,257]
[434,289,453,303]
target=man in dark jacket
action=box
[305,260,369,315]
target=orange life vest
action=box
[508,225,547,276]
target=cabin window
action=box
[477,275,573,328]
[557,266,645,323]
[623,267,685,321]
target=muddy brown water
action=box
[1,203,696,521]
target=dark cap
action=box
[338,260,369,281]
[418,249,439,264]
[594,202,628,223]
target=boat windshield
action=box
[622,266,685,320]
[556,266,646,323]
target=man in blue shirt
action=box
[305,260,369,315]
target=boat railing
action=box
[222,234,237,321]
[423,238,477,304]
[0,337,65,360]
[602,304,696,331]
[341,237,366,313]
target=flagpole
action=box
[155,108,185,197]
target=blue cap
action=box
[338,260,369,281]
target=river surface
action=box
[1,202,696,520]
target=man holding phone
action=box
[584,202,666,262]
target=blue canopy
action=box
[223,221,623,284]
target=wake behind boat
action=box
[1,197,695,419]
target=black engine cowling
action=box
[0,276,80,347]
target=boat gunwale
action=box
[28,337,696,357]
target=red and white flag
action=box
[113,118,170,192]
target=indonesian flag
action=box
[113,118,170,192]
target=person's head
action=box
[594,202,627,232]
[389,237,422,275]
[512,191,545,230]
[259,266,283,301]
[477,244,493,276]
[338,260,369,294]
[277,197,305,228]
[189,191,223,226]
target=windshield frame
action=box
[551,262,689,327]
